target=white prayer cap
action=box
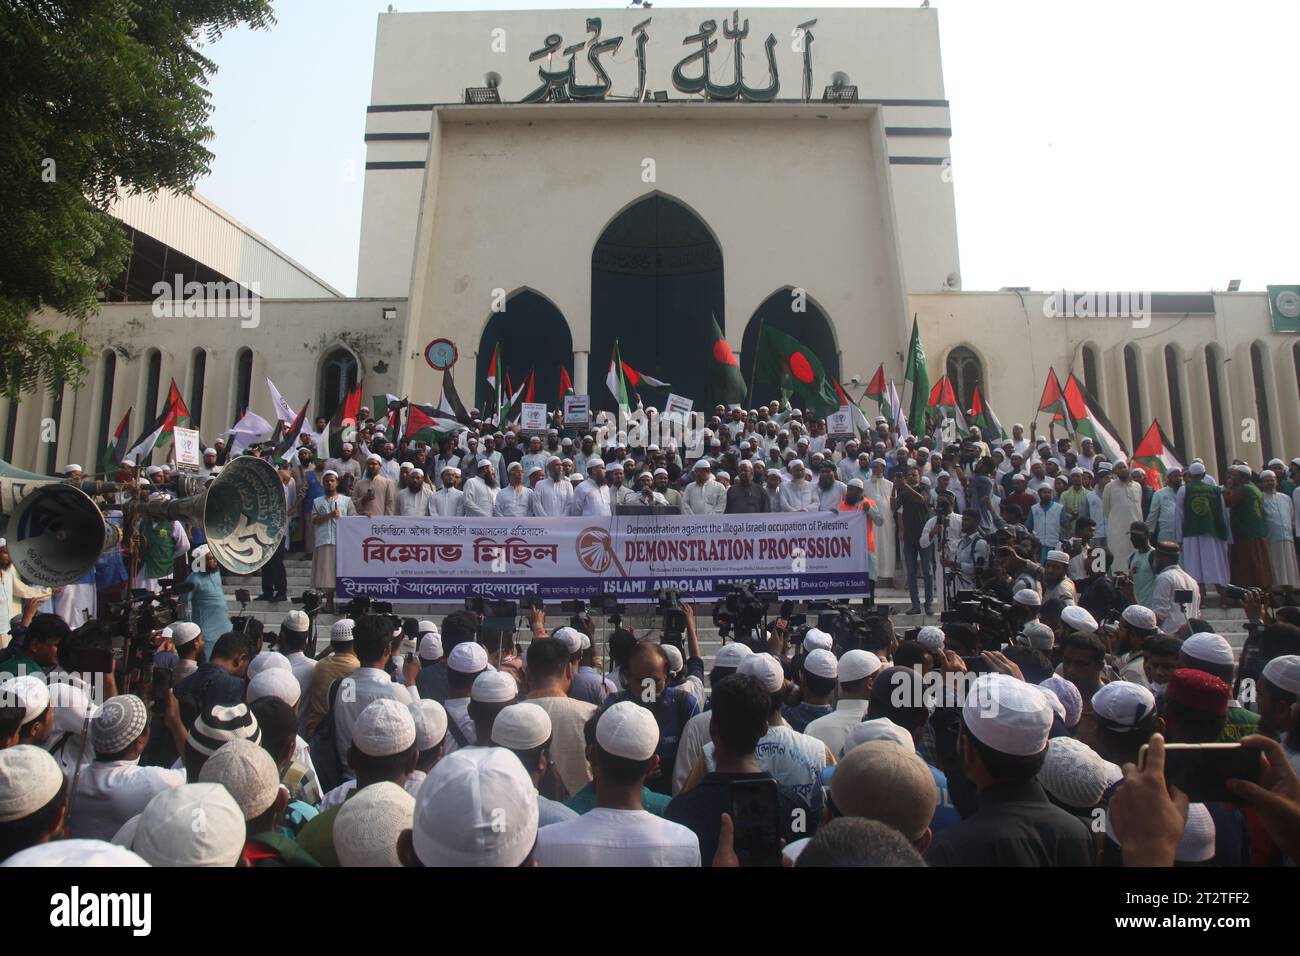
[962,673,1053,757]
[1262,654,1300,694]
[527,466,544,478]
[418,632,443,661]
[352,698,417,757]
[1037,737,1110,809]
[1039,676,1083,727]
[0,675,50,725]
[552,626,583,654]
[145,465,163,476]
[739,653,785,693]
[246,650,291,679]
[471,669,517,704]
[47,678,97,734]
[839,649,883,684]
[92,694,148,754]
[1175,803,1217,862]
[803,628,833,652]
[198,739,281,820]
[335,781,415,868]
[1,839,149,867]
[129,783,245,867]
[715,470,730,481]
[449,641,489,674]
[579,634,591,651]
[322,469,339,479]
[247,668,301,707]
[803,648,838,680]
[491,702,552,751]
[410,699,448,752]
[1045,550,1070,565]
[410,747,538,867]
[662,644,684,673]
[366,453,382,463]
[847,478,865,490]
[281,610,310,633]
[842,718,914,757]
[1091,681,1157,728]
[1069,467,1084,476]
[440,463,458,475]
[1229,463,1252,476]
[0,745,63,822]
[411,469,426,479]
[1013,588,1042,607]
[597,701,660,760]
[714,643,753,668]
[1036,685,1066,723]
[62,463,82,475]
[1060,605,1099,635]
[507,461,523,473]
[331,618,355,643]
[1181,632,1235,667]
[1187,461,1206,476]
[1017,621,1056,650]
[919,475,932,487]
[917,625,946,653]
[693,458,712,471]
[1121,604,1158,630]
[653,467,668,477]
[204,448,217,456]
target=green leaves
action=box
[0,0,276,399]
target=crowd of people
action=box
[1,398,1299,867]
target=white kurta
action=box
[533,477,574,517]
[430,487,465,517]
[1103,479,1145,567]
[777,479,816,513]
[572,479,611,516]
[461,477,499,517]
[397,486,434,516]
[863,476,896,581]
[1146,485,1179,544]
[493,484,535,517]
[1262,492,1300,588]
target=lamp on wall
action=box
[1227,279,1241,292]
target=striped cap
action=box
[186,703,261,757]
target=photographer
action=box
[895,466,935,615]
[0,614,68,679]
[1149,541,1201,637]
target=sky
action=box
[197,0,1300,296]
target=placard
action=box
[336,511,870,603]
[562,394,590,427]
[663,393,694,419]
[173,427,201,469]
[520,402,549,434]
[827,406,854,437]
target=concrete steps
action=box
[218,555,1248,662]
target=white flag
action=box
[227,410,273,455]
[888,379,911,442]
[266,378,297,427]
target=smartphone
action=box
[151,666,173,712]
[729,778,783,867]
[1139,742,1262,804]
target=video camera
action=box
[807,599,892,654]
[464,596,519,634]
[657,587,688,651]
[102,580,194,681]
[941,588,1013,643]
[712,582,778,650]
[340,595,394,618]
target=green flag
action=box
[903,317,929,434]
[752,325,840,418]
[706,315,746,408]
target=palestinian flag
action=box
[927,375,957,409]
[1133,420,1185,490]
[903,317,929,436]
[273,401,310,463]
[100,407,132,473]
[606,341,668,408]
[864,363,887,412]
[1038,368,1068,423]
[500,376,527,426]
[486,344,500,393]
[558,366,574,403]
[405,403,465,445]
[1064,373,1128,462]
[752,324,840,418]
[124,380,189,464]
[968,384,1007,441]
[524,369,536,404]
[707,314,746,408]
[833,380,869,433]
[438,371,473,424]
[328,382,363,460]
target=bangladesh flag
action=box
[1038,369,1068,423]
[968,384,1007,440]
[707,314,746,408]
[1063,373,1128,462]
[752,324,840,418]
[903,317,929,435]
[100,407,132,473]
[1133,420,1185,490]
[124,380,189,465]
[406,403,465,445]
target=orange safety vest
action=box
[839,497,875,554]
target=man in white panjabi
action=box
[431,466,466,517]
[493,462,536,517]
[863,458,896,585]
[1102,460,1144,568]
[461,461,499,517]
[397,469,435,516]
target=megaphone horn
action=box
[0,461,120,588]
[130,455,287,575]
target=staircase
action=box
[221,553,1249,667]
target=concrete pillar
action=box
[574,350,589,396]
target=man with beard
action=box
[1144,466,1182,544]
[815,461,847,511]
[653,468,682,510]
[572,460,612,516]
[354,454,398,517]
[397,468,435,516]
[1102,460,1145,568]
[534,456,575,517]
[725,460,769,514]
[683,459,726,515]
[1058,468,1089,540]
[493,462,536,517]
[1107,604,1159,685]
[462,460,499,517]
[1149,540,1201,637]
[1173,461,1230,591]
[775,460,813,512]
[431,466,465,517]
[378,441,401,482]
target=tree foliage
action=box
[0,0,276,399]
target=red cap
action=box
[1165,668,1230,716]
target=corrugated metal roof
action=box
[107,189,343,298]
